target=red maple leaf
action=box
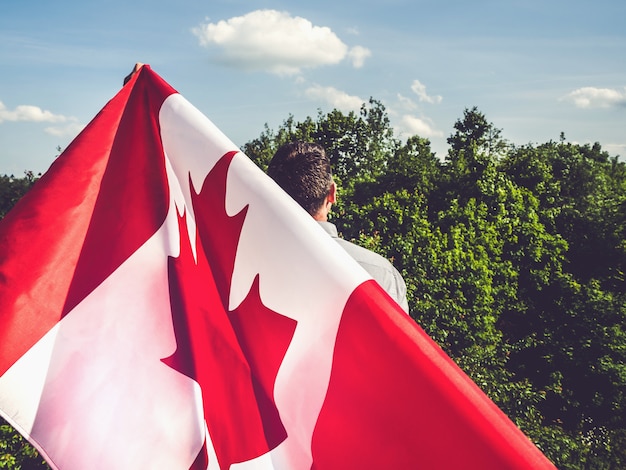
[163,151,297,469]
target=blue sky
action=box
[1,0,625,176]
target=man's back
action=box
[318,221,408,312]
[267,141,409,313]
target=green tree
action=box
[0,420,49,469]
[5,102,626,469]
[500,139,626,467]
[0,172,39,220]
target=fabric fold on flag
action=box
[0,66,555,469]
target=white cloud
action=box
[347,46,371,68]
[0,101,69,124]
[604,143,626,158]
[396,93,418,112]
[397,114,444,139]
[304,84,364,113]
[192,10,367,75]
[45,121,84,137]
[410,80,442,104]
[564,86,626,108]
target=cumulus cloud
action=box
[192,10,369,75]
[0,101,83,138]
[604,142,626,157]
[397,114,444,139]
[396,93,418,112]
[347,46,371,68]
[564,86,626,108]
[410,80,442,104]
[304,84,364,113]
[45,121,84,137]
[0,101,69,124]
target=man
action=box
[123,66,408,311]
[267,141,409,312]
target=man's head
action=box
[267,141,336,220]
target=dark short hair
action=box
[267,141,333,216]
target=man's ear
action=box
[328,181,337,204]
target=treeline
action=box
[243,102,626,469]
[1,102,625,468]
[0,171,39,219]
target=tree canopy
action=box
[243,104,626,469]
[2,102,626,469]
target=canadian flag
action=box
[0,66,555,469]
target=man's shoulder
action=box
[317,221,408,312]
[339,239,408,312]
[318,222,395,272]
[334,238,392,270]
